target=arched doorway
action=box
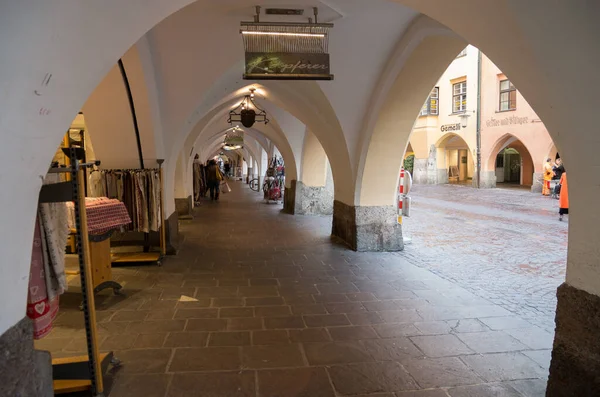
[495,147,521,184]
[488,135,535,188]
[436,133,474,184]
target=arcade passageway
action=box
[38,183,549,396]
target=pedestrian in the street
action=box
[559,171,569,221]
[206,159,223,201]
[552,157,564,180]
[542,158,553,196]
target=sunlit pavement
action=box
[402,183,567,333]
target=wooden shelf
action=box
[54,379,92,394]
[111,252,161,263]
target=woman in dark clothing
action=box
[205,159,223,201]
[553,158,565,180]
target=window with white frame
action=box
[420,87,439,116]
[456,47,467,58]
[452,81,467,113]
[499,79,516,111]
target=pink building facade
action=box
[409,46,556,191]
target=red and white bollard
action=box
[397,168,405,224]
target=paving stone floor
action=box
[37,182,551,396]
[402,184,567,333]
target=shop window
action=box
[420,87,439,116]
[453,81,467,113]
[499,79,516,111]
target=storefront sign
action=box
[485,116,529,128]
[440,123,461,132]
[244,52,333,80]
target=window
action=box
[452,81,467,113]
[499,79,516,111]
[456,47,467,58]
[420,87,439,116]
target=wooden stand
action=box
[40,148,119,396]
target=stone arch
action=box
[166,99,299,216]
[174,75,353,205]
[356,16,467,206]
[486,134,536,187]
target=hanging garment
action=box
[39,173,70,296]
[27,215,60,339]
[88,170,105,197]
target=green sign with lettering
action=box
[244,52,333,80]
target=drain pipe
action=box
[476,48,482,188]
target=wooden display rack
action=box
[110,159,167,265]
[39,148,119,396]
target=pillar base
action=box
[284,180,333,215]
[175,195,193,219]
[547,283,600,396]
[331,201,403,252]
[0,317,53,397]
[472,171,497,188]
[531,172,543,193]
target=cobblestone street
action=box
[402,184,568,332]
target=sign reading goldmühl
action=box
[244,52,333,80]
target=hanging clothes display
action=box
[27,174,70,339]
[89,169,161,233]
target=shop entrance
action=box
[495,147,522,184]
[490,136,535,188]
[435,134,474,185]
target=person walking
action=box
[206,159,223,201]
[542,158,553,196]
[559,171,569,221]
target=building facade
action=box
[409,45,556,191]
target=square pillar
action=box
[175,195,193,219]
[284,180,334,216]
[0,318,53,396]
[331,201,403,252]
[546,283,600,396]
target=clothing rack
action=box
[40,147,119,396]
[108,159,167,265]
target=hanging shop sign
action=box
[244,52,331,80]
[440,123,461,132]
[240,7,334,81]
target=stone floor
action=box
[36,182,551,396]
[402,184,567,333]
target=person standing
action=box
[559,171,569,221]
[206,159,223,201]
[542,158,553,196]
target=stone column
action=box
[531,172,543,193]
[472,171,496,188]
[164,210,180,255]
[412,158,429,184]
[246,167,253,183]
[284,180,334,215]
[331,201,403,251]
[175,196,193,219]
[0,318,53,396]
[547,284,600,396]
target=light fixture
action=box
[459,113,471,128]
[241,31,325,38]
[227,88,269,128]
[223,144,243,151]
